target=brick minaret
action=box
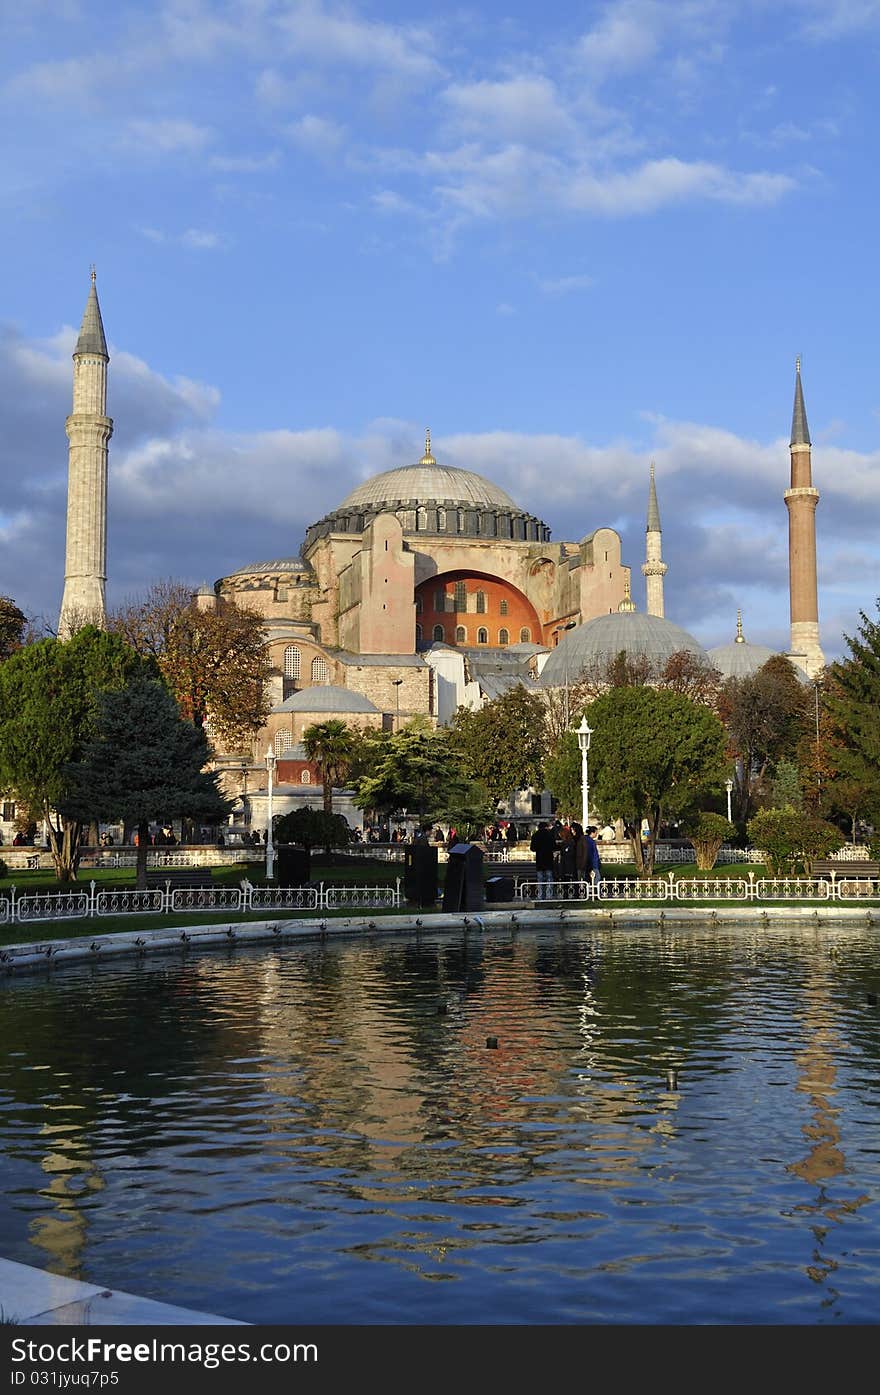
[58,269,113,638]
[641,460,667,617]
[784,359,824,676]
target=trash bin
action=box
[404,844,438,907]
[442,842,484,911]
[485,874,515,902]
[275,844,310,886]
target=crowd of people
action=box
[529,820,602,900]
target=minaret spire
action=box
[641,460,667,617]
[58,271,113,638]
[784,358,824,676]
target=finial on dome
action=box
[617,574,636,613]
[420,428,436,465]
[735,609,745,643]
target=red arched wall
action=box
[416,571,541,649]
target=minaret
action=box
[784,359,824,675]
[641,460,667,618]
[58,269,113,639]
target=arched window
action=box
[455,625,466,643]
[417,507,427,530]
[476,591,486,614]
[283,646,301,680]
[301,769,311,785]
[433,624,445,642]
[311,656,329,684]
[499,628,509,646]
[519,627,531,643]
[437,508,446,531]
[457,510,465,531]
[454,580,467,612]
[415,623,423,645]
[477,627,488,644]
[499,599,509,616]
[274,729,292,756]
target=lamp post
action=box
[576,716,593,829]
[392,678,403,730]
[725,778,733,823]
[265,745,277,881]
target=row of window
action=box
[423,585,510,616]
[283,647,329,684]
[418,624,530,646]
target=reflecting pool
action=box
[1,923,879,1324]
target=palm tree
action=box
[302,720,356,817]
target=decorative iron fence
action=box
[324,885,400,910]
[16,891,91,923]
[95,889,165,916]
[249,886,320,912]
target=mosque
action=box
[56,275,825,820]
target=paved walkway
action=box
[0,1257,243,1325]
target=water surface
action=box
[1,923,879,1324]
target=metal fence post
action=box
[89,880,97,918]
[319,881,325,910]
[395,877,401,908]
[10,884,17,923]
[165,879,173,915]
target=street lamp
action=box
[392,678,403,729]
[725,778,733,823]
[576,716,593,829]
[265,745,277,880]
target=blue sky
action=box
[2,0,879,659]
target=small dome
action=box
[339,463,518,512]
[272,685,378,714]
[228,556,309,577]
[540,610,708,686]
[709,640,778,679]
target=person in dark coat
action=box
[585,827,602,889]
[529,821,557,900]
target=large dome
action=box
[709,639,777,679]
[540,610,709,685]
[340,462,518,511]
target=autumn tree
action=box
[0,596,28,662]
[718,655,809,824]
[111,581,270,748]
[64,678,230,888]
[0,627,154,880]
[452,687,547,806]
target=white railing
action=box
[16,890,91,923]
[250,886,320,912]
[0,896,10,924]
[755,878,831,900]
[324,885,400,910]
[671,877,749,901]
[170,887,244,914]
[95,889,165,916]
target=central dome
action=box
[340,462,518,512]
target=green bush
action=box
[274,807,351,850]
[748,805,845,875]
[685,812,735,870]
[0,856,7,880]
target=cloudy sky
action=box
[2,0,879,658]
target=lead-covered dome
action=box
[340,463,518,512]
[708,614,777,680]
[540,610,709,685]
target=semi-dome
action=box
[708,613,777,679]
[271,685,378,714]
[227,556,309,578]
[539,610,709,686]
[340,463,518,512]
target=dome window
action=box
[455,625,466,643]
[500,599,508,616]
[311,656,329,684]
[477,627,488,645]
[499,628,509,646]
[520,627,531,643]
[283,646,301,680]
[433,624,445,642]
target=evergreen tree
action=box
[0,627,154,880]
[451,687,547,806]
[824,600,880,824]
[64,677,231,887]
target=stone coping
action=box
[2,903,878,979]
[0,1257,244,1326]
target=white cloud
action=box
[285,114,346,158]
[277,0,440,79]
[209,150,281,173]
[576,0,666,76]
[538,273,594,296]
[442,76,574,146]
[123,118,214,155]
[138,226,227,251]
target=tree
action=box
[685,812,735,871]
[274,807,350,851]
[0,627,154,880]
[355,724,491,831]
[0,597,28,662]
[824,600,880,824]
[718,656,809,824]
[452,687,547,806]
[747,806,844,875]
[543,728,582,818]
[64,678,231,888]
[587,686,728,875]
[111,581,270,748]
[301,720,357,817]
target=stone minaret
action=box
[58,269,113,639]
[784,359,824,676]
[641,460,667,618]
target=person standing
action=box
[585,826,602,893]
[530,821,557,900]
[572,822,588,894]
